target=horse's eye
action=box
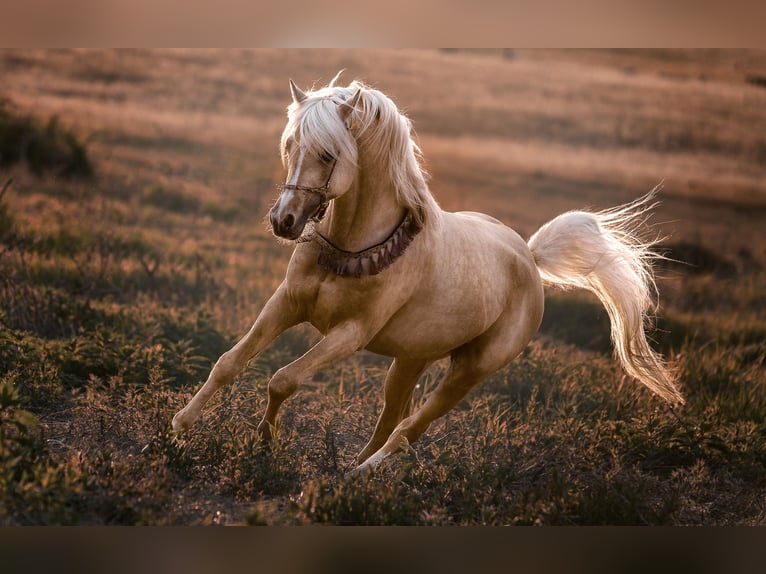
[319,151,335,164]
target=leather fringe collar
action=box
[310,210,422,277]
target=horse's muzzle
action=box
[270,187,325,240]
[270,209,304,240]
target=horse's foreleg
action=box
[356,358,429,464]
[257,321,366,441]
[172,283,301,432]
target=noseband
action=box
[276,158,337,224]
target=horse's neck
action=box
[320,159,405,252]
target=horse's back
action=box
[454,210,503,226]
[445,211,535,271]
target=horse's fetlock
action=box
[172,407,195,432]
[257,419,276,442]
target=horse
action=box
[171,72,684,474]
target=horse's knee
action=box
[211,350,240,383]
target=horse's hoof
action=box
[348,450,387,477]
[257,420,276,443]
[171,410,192,432]
[347,464,373,478]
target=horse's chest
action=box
[304,279,384,334]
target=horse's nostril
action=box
[283,213,295,230]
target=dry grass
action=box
[1,49,765,525]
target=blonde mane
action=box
[280,80,441,226]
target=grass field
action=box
[1,48,765,525]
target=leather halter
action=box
[277,158,336,224]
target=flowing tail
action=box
[527,188,684,405]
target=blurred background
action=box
[1,49,765,526]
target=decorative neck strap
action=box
[310,210,423,277]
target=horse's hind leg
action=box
[353,356,489,473]
[356,358,430,464]
[352,304,540,474]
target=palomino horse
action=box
[172,73,684,474]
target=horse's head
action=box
[270,76,362,240]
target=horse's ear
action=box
[338,88,362,126]
[289,79,308,104]
[328,69,345,88]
